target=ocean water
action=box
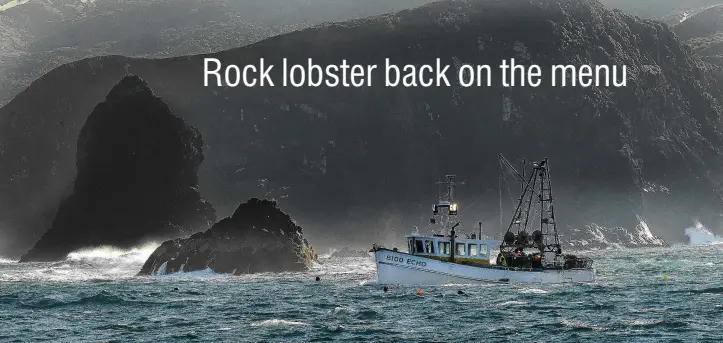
[1,243,722,342]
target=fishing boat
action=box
[372,157,595,284]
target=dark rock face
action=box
[139,198,316,275]
[3,0,723,255]
[19,76,215,262]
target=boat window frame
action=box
[425,240,435,254]
[479,243,489,257]
[456,243,466,256]
[415,239,425,254]
[408,238,414,254]
[468,244,478,256]
[438,241,450,256]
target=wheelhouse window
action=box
[468,244,478,256]
[479,244,488,257]
[456,243,466,256]
[408,239,414,253]
[438,242,451,255]
[415,239,425,254]
[425,240,435,254]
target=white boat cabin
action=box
[406,234,500,265]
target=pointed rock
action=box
[20,76,215,262]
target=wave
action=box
[250,319,310,327]
[565,216,666,249]
[65,243,159,264]
[685,222,723,245]
[151,267,232,279]
[0,257,17,264]
[0,243,160,283]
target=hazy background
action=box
[1,0,721,106]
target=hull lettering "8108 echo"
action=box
[386,254,427,267]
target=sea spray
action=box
[685,222,723,245]
[65,243,160,264]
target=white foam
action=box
[0,257,17,264]
[497,300,528,306]
[685,222,723,245]
[520,288,549,294]
[0,243,160,283]
[250,319,310,327]
[560,319,603,330]
[65,243,160,264]
[152,267,227,278]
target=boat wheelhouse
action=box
[406,234,497,266]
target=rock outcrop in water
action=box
[564,217,667,249]
[3,0,723,254]
[19,76,216,262]
[139,198,316,275]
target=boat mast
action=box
[434,175,458,233]
[499,156,561,255]
[431,175,459,259]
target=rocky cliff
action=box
[674,5,723,64]
[3,0,723,255]
[139,198,316,275]
[0,0,434,106]
[600,0,722,24]
[19,76,215,262]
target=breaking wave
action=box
[685,222,723,245]
[66,243,160,264]
[565,216,665,249]
[250,319,310,327]
[0,243,159,283]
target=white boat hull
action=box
[375,249,595,285]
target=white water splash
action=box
[567,216,665,249]
[0,257,17,264]
[66,243,159,264]
[0,243,159,283]
[520,288,549,294]
[685,222,723,245]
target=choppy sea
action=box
[1,238,723,342]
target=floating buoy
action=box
[315,276,321,282]
[416,289,424,295]
[663,275,669,280]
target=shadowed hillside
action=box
[674,5,723,64]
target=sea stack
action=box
[139,198,317,275]
[20,76,216,262]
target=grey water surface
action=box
[1,244,722,342]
